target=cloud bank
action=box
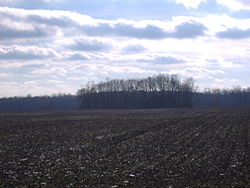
[0,5,249,97]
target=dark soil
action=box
[0,107,250,187]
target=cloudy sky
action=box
[0,0,250,97]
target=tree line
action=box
[0,94,80,112]
[77,74,195,109]
[1,74,250,112]
[194,87,250,107]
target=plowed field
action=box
[1,107,250,187]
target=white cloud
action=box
[0,0,65,2]
[121,44,146,54]
[0,7,208,40]
[0,0,15,2]
[3,6,250,42]
[0,45,57,59]
[0,81,56,97]
[41,0,66,2]
[0,6,249,97]
[0,73,10,78]
[216,0,250,10]
[210,78,242,88]
[175,0,250,10]
[167,67,224,79]
[175,0,208,8]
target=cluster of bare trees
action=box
[2,74,250,112]
[77,74,195,109]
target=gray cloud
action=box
[82,21,207,39]
[153,56,184,64]
[0,45,55,60]
[0,7,207,40]
[169,22,207,39]
[27,14,73,27]
[82,23,167,39]
[0,25,52,41]
[69,39,112,52]
[122,44,146,54]
[0,52,42,60]
[0,7,73,27]
[140,55,184,64]
[0,8,68,41]
[216,28,250,39]
[68,53,89,60]
[239,0,250,6]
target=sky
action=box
[0,0,250,97]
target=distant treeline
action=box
[77,74,250,109]
[1,74,250,112]
[194,87,250,107]
[0,94,80,112]
[77,74,195,109]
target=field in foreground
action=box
[0,107,250,187]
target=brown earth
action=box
[0,107,250,187]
